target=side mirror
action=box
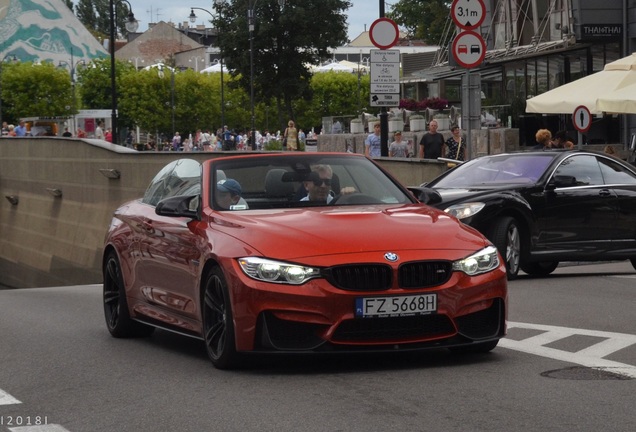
[408,186,443,205]
[547,175,577,189]
[155,195,199,219]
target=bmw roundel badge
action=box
[384,252,399,262]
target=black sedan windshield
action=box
[432,154,556,187]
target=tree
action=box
[388,0,450,45]
[75,0,134,42]
[215,0,351,132]
[1,62,73,120]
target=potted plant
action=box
[409,114,426,132]
[350,118,364,134]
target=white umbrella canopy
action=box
[314,61,354,73]
[526,53,636,115]
[338,60,369,73]
[200,63,230,73]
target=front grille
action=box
[325,264,392,291]
[399,261,452,288]
[456,299,505,339]
[332,314,455,342]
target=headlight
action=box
[444,202,485,219]
[238,257,321,285]
[452,246,500,276]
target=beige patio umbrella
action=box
[526,53,636,115]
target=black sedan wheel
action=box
[488,217,521,280]
[103,251,154,338]
[520,261,559,277]
[202,267,239,369]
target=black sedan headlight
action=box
[444,202,485,219]
[452,246,500,276]
[238,257,321,285]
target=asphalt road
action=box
[0,262,634,432]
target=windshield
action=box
[210,154,414,210]
[432,154,555,188]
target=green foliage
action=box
[75,0,134,41]
[388,0,450,45]
[216,0,351,130]
[1,62,74,120]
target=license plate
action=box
[355,294,437,318]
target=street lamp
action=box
[189,2,225,128]
[129,57,144,69]
[109,0,138,144]
[248,0,285,149]
[189,56,204,72]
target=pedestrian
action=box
[389,131,410,158]
[1,121,9,136]
[104,128,112,142]
[284,120,298,151]
[364,121,381,157]
[445,125,466,161]
[95,121,105,140]
[172,132,181,151]
[418,119,445,159]
[532,129,552,150]
[14,120,27,137]
[62,127,73,137]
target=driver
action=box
[300,165,355,203]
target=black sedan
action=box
[419,150,636,279]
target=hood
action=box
[431,185,527,205]
[211,204,488,261]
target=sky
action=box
[126,1,378,42]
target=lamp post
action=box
[129,57,144,69]
[158,64,176,137]
[189,2,225,128]
[189,55,204,72]
[58,58,85,133]
[109,0,138,144]
[247,0,285,150]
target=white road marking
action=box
[502,321,636,379]
[0,389,21,405]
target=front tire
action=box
[202,267,240,369]
[103,251,154,338]
[520,261,559,277]
[487,217,521,280]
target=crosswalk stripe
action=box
[0,389,21,405]
[503,321,636,379]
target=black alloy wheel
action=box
[103,251,154,338]
[202,267,239,369]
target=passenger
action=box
[604,145,616,155]
[216,178,249,210]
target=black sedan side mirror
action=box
[547,175,577,189]
[408,187,443,205]
[155,195,199,219]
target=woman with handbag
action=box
[445,124,466,163]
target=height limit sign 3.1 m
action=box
[451,0,486,30]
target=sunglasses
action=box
[311,177,331,187]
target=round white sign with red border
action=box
[451,30,486,69]
[572,105,592,133]
[451,0,486,30]
[369,18,400,50]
